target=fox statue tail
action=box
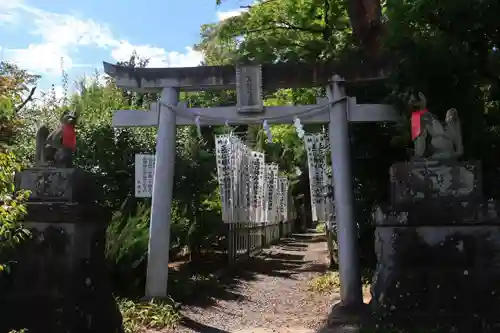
[35,126,50,166]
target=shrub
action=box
[105,202,151,296]
[0,151,30,273]
[118,298,181,333]
[315,222,326,233]
[308,271,340,293]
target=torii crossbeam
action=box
[103,61,400,307]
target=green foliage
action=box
[315,222,326,233]
[0,61,40,108]
[118,298,181,333]
[105,203,151,294]
[213,0,352,63]
[308,271,340,293]
[0,65,33,272]
[0,152,31,274]
[309,269,372,293]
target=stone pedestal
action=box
[371,161,500,330]
[0,168,122,333]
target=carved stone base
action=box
[371,225,500,330]
[15,167,99,203]
[390,160,482,209]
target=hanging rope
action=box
[158,97,348,124]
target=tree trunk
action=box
[345,0,384,58]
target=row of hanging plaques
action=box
[215,134,289,224]
[214,132,333,223]
[135,132,333,223]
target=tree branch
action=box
[15,86,36,113]
[270,21,324,33]
[240,0,279,9]
[233,24,323,37]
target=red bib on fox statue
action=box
[411,109,428,140]
[62,123,76,152]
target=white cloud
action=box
[216,8,248,21]
[6,44,74,74]
[23,6,116,49]
[111,42,203,67]
[0,0,22,25]
[0,0,203,75]
[1,2,113,74]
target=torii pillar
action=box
[328,75,360,305]
[147,87,177,298]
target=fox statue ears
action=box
[418,92,427,109]
[409,92,427,109]
[60,109,78,124]
[410,92,428,140]
[445,108,459,124]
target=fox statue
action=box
[410,92,463,161]
[35,110,78,168]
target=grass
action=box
[117,297,182,333]
[308,269,373,294]
[308,271,340,293]
[315,222,326,233]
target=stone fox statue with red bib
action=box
[35,110,78,168]
[410,92,463,161]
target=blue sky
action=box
[0,0,249,98]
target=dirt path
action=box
[174,232,341,333]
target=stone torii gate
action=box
[103,61,399,307]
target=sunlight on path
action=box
[175,232,339,333]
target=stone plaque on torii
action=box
[103,61,400,306]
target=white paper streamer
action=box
[304,133,334,222]
[215,135,233,222]
[195,116,202,138]
[294,117,305,138]
[263,163,279,223]
[277,177,289,222]
[250,151,265,223]
[263,120,272,143]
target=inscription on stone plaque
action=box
[236,65,263,113]
[135,154,155,198]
